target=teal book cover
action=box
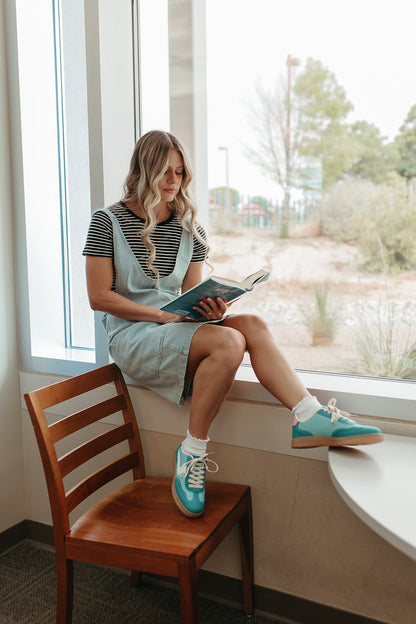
[161,270,269,320]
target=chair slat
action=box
[49,395,127,443]
[34,364,120,410]
[65,451,139,513]
[59,422,134,477]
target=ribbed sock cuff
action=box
[182,430,209,456]
[292,395,322,422]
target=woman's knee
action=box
[187,325,245,377]
[213,326,246,368]
[225,314,270,335]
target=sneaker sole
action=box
[171,477,204,519]
[291,432,384,449]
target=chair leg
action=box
[130,570,142,586]
[177,561,199,624]
[56,557,73,624]
[239,495,254,615]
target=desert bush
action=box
[350,298,416,379]
[319,175,416,273]
[209,211,241,236]
[355,177,416,272]
[318,176,378,242]
[300,282,341,345]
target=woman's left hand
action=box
[191,297,229,321]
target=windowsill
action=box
[28,352,97,377]
[20,363,415,465]
[328,435,416,561]
[231,365,416,423]
[32,345,95,362]
[24,351,416,424]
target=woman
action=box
[83,130,383,518]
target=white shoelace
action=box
[180,453,219,489]
[325,398,355,424]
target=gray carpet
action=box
[0,541,279,623]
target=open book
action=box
[161,269,270,320]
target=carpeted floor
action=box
[0,541,280,624]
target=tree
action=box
[246,57,355,235]
[348,121,398,184]
[293,58,356,188]
[209,187,240,208]
[394,104,416,183]
[245,69,301,237]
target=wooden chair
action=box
[24,363,253,624]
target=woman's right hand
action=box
[192,297,228,321]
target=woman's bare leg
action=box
[222,314,310,409]
[172,324,246,517]
[185,323,246,439]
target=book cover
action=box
[161,269,269,320]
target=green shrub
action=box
[301,282,340,345]
[319,175,416,273]
[350,298,416,379]
[356,177,416,272]
[318,176,378,243]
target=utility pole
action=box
[282,54,300,237]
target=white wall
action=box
[0,0,25,531]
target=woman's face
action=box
[158,149,184,203]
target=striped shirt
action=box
[82,203,208,286]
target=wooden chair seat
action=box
[67,478,250,572]
[24,363,253,623]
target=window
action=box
[16,0,69,363]
[15,0,209,374]
[13,0,416,410]
[204,0,416,383]
[15,0,140,372]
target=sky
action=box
[206,0,416,197]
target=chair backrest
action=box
[24,364,145,540]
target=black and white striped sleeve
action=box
[82,210,114,258]
[191,223,208,263]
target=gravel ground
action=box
[208,230,416,376]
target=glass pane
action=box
[59,0,94,349]
[15,0,66,355]
[205,0,416,380]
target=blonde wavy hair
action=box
[122,130,209,280]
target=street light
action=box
[218,146,230,212]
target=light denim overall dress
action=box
[102,208,206,406]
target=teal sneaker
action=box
[292,399,384,448]
[171,444,219,518]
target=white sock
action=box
[292,395,322,423]
[181,430,209,456]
